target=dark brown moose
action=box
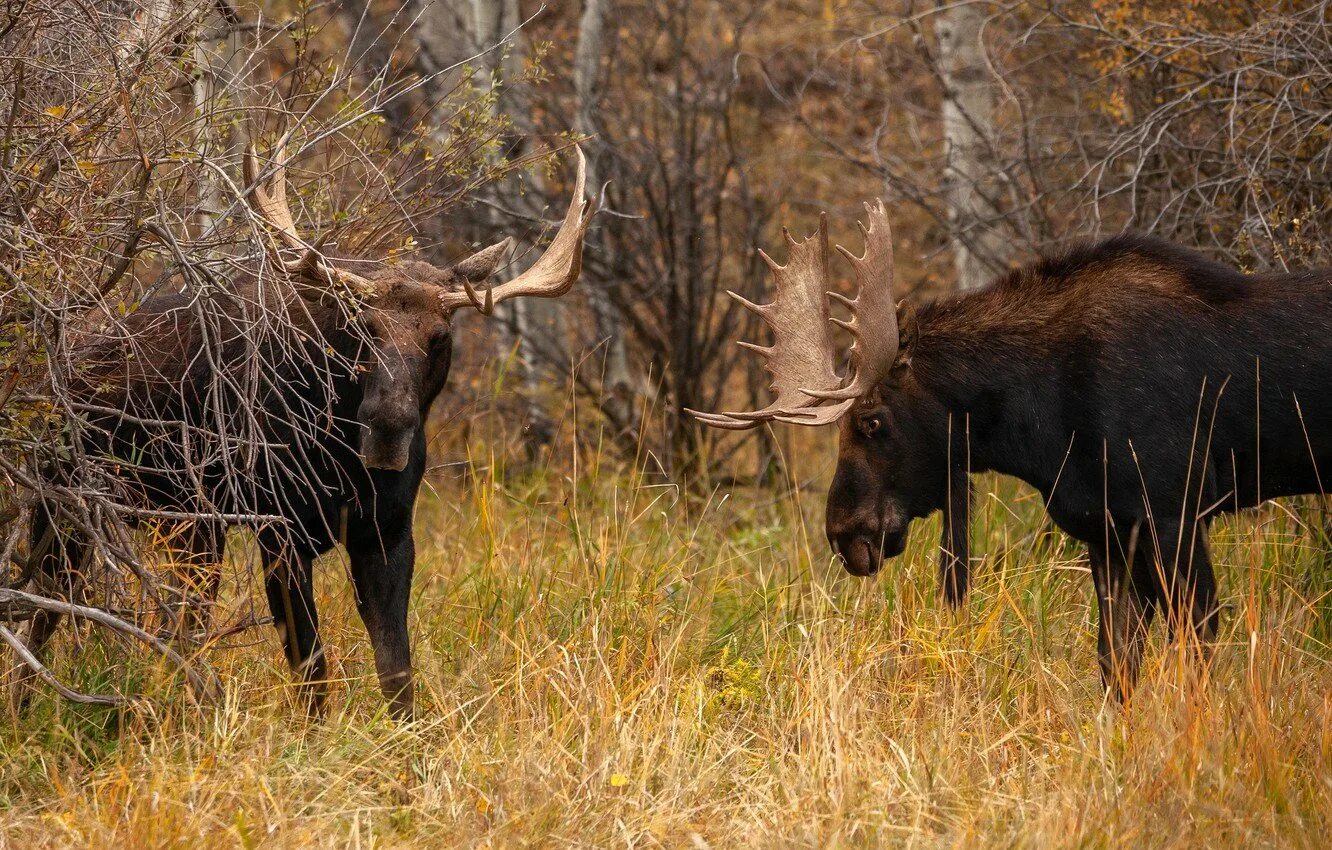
[691,201,1332,703]
[23,146,594,718]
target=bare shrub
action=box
[0,0,508,705]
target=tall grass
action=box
[1,436,1330,847]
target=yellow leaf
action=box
[44,105,67,119]
[609,773,628,787]
[76,160,97,177]
[476,797,490,814]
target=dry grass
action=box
[2,439,1331,848]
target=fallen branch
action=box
[0,588,221,703]
[0,624,130,706]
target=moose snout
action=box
[829,531,882,576]
[826,512,908,577]
[360,427,414,471]
[358,400,419,472]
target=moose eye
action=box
[857,416,883,438]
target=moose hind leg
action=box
[1090,545,1156,705]
[167,520,225,641]
[261,541,327,716]
[9,508,86,708]
[345,522,415,719]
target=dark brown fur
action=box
[24,258,498,718]
[825,234,1332,701]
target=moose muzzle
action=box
[357,393,419,472]
[826,521,908,577]
[360,426,414,472]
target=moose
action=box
[18,146,594,718]
[691,202,1332,702]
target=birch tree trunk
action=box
[192,19,245,237]
[122,1,239,237]
[574,0,637,440]
[472,0,556,451]
[934,2,1004,290]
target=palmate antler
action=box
[687,200,900,429]
[243,143,596,317]
[437,146,596,316]
[243,144,378,298]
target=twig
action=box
[0,624,130,706]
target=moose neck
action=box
[910,287,1077,499]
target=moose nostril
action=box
[828,530,853,563]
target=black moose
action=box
[691,203,1332,702]
[21,146,594,718]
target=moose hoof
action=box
[379,671,414,720]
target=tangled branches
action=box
[0,0,512,708]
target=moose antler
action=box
[437,146,597,316]
[804,200,900,402]
[686,201,900,429]
[685,214,852,430]
[243,143,377,298]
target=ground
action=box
[1,450,1330,848]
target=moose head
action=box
[244,144,594,471]
[688,203,969,600]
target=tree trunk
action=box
[934,2,1004,290]
[192,18,245,238]
[472,0,556,453]
[574,0,638,442]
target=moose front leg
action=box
[1089,544,1156,704]
[345,520,415,719]
[1157,519,1220,661]
[9,507,86,709]
[260,540,327,716]
[939,466,971,606]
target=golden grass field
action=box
[2,433,1331,848]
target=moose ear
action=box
[894,299,918,370]
[454,238,513,282]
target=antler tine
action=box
[244,143,301,251]
[683,409,765,430]
[687,212,850,429]
[803,199,900,402]
[244,142,378,299]
[775,398,856,425]
[438,146,596,315]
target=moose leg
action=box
[939,466,972,606]
[9,507,86,707]
[1090,544,1156,704]
[1157,520,1220,660]
[345,520,415,719]
[260,540,327,716]
[169,520,225,640]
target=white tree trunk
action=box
[574,0,637,437]
[472,0,555,448]
[935,3,1004,290]
[191,33,232,236]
